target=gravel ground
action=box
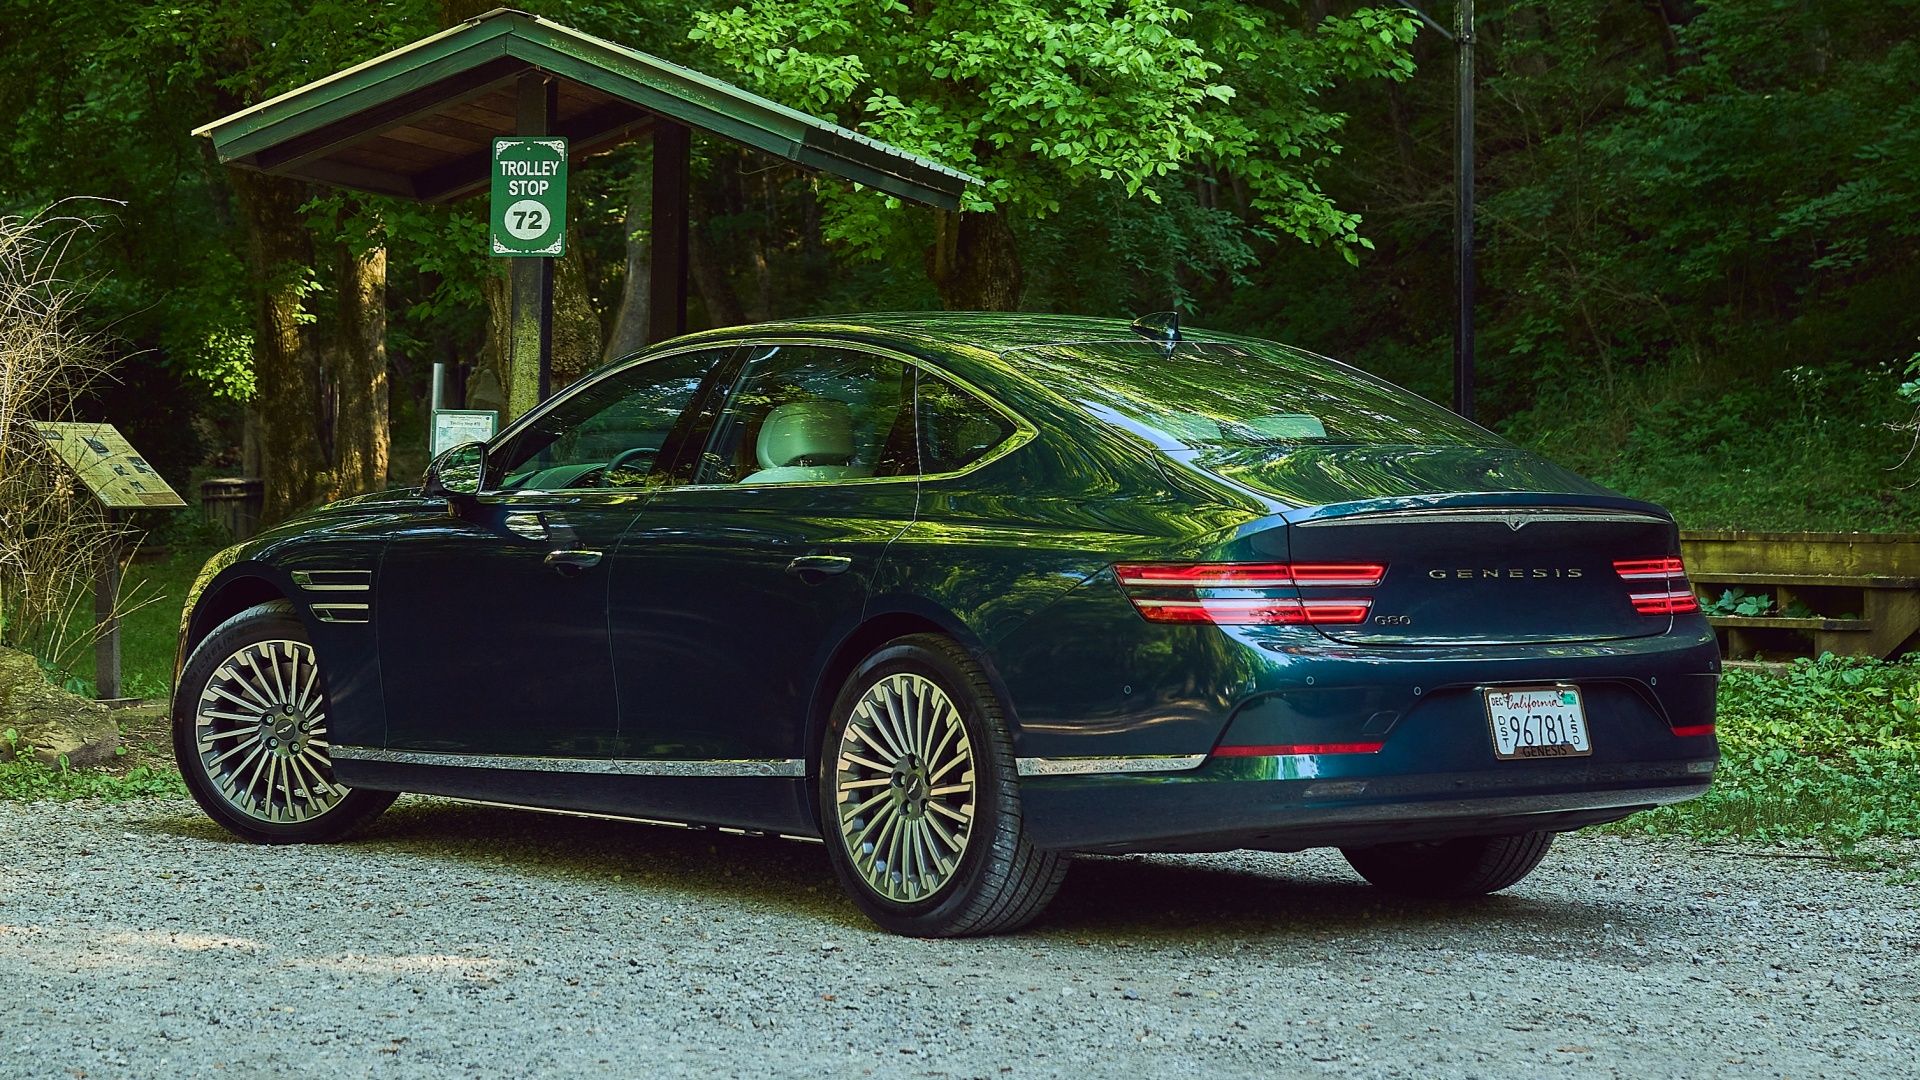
[1,797,1914,1080]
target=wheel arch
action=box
[802,601,1019,827]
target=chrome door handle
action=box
[544,549,603,577]
[785,554,852,582]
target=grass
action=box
[42,536,218,701]
[1606,654,1920,855]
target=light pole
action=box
[1394,0,1475,420]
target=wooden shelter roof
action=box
[191,7,978,207]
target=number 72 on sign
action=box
[489,136,568,258]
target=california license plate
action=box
[1484,685,1592,760]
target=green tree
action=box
[688,0,1414,308]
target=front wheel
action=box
[818,634,1067,936]
[172,602,396,843]
[1341,831,1554,898]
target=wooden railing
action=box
[1679,531,1920,659]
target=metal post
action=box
[429,361,447,452]
[93,510,120,701]
[1452,0,1476,420]
[648,121,691,344]
[509,73,557,414]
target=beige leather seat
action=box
[741,400,873,484]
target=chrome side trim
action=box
[309,603,370,624]
[291,569,371,591]
[429,797,825,843]
[1295,508,1668,528]
[330,746,806,778]
[1015,754,1206,777]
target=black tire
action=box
[1341,831,1554,898]
[172,601,396,844]
[817,633,1067,937]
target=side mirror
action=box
[422,441,486,500]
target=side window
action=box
[490,348,724,491]
[697,345,917,485]
[918,372,1017,474]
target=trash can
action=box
[199,477,264,542]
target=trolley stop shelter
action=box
[193,7,977,406]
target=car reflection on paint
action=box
[172,312,1718,936]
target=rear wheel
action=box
[818,634,1067,936]
[1341,831,1554,898]
[172,602,395,843]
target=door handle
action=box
[544,549,603,577]
[786,554,853,582]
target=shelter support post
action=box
[508,73,557,415]
[648,121,690,345]
[93,510,121,701]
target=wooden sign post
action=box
[32,422,186,700]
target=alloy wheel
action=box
[193,639,347,823]
[832,672,977,903]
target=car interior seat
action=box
[740,399,872,484]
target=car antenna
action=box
[1130,310,1181,353]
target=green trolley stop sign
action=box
[490,136,568,257]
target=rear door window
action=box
[918,372,1017,474]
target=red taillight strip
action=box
[1615,557,1686,580]
[1131,598,1373,625]
[1630,589,1700,615]
[1114,562,1386,588]
[1116,562,1295,588]
[1214,742,1385,757]
[1670,723,1715,737]
[1289,563,1388,587]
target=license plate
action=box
[1484,685,1592,760]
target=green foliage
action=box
[688,0,1414,261]
[1701,588,1773,618]
[0,753,186,802]
[1614,656,1920,848]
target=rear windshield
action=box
[1006,340,1503,449]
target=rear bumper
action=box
[1024,756,1714,853]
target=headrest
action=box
[757,400,855,469]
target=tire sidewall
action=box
[172,603,378,844]
[817,639,1012,934]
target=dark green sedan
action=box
[172,313,1719,936]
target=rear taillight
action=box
[1114,562,1383,626]
[1614,556,1700,615]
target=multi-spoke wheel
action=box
[173,602,395,843]
[818,634,1068,936]
[832,672,977,904]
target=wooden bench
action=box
[1679,531,1920,659]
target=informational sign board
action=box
[32,422,186,509]
[432,409,499,457]
[489,136,568,257]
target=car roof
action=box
[668,311,1200,360]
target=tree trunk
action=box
[926,210,1023,310]
[688,222,745,329]
[603,179,652,363]
[230,170,330,525]
[331,241,390,491]
[551,232,602,390]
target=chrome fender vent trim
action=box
[309,603,370,624]
[292,569,372,591]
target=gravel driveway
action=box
[2,797,1913,1079]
